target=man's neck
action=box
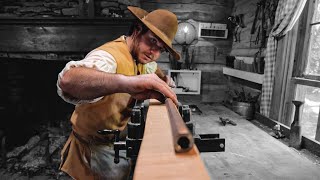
[125,35,134,52]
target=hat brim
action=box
[127,6,181,60]
[127,6,148,19]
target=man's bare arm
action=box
[59,67,178,104]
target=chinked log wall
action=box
[141,0,234,102]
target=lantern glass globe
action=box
[174,22,196,45]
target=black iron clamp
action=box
[178,104,225,152]
[97,101,225,164]
[97,100,146,164]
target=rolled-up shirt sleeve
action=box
[57,50,117,105]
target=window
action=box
[290,0,320,141]
[305,0,320,77]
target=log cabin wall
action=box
[0,0,140,18]
[141,0,234,103]
[0,0,140,60]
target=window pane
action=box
[294,84,320,140]
[312,0,320,23]
[305,24,320,75]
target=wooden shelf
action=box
[223,67,263,84]
[168,70,201,95]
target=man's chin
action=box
[138,58,150,64]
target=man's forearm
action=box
[59,67,179,105]
[59,67,125,100]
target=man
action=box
[56,6,180,180]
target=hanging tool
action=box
[251,0,266,47]
[251,2,262,34]
[234,26,241,42]
[254,26,261,45]
[229,14,244,42]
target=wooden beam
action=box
[141,0,233,7]
[0,19,133,53]
[292,78,320,87]
[133,100,210,180]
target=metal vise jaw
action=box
[178,104,225,152]
[178,104,194,135]
[97,100,147,164]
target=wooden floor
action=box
[183,100,320,180]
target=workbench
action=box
[188,101,320,179]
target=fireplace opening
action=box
[0,57,74,178]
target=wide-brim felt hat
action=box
[127,6,181,60]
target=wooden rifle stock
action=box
[133,99,210,180]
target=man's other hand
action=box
[163,75,176,88]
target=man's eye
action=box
[150,38,157,44]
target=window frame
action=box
[289,0,320,141]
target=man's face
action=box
[133,30,167,64]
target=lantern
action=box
[174,22,197,69]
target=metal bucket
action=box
[232,101,255,120]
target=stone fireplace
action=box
[0,17,132,177]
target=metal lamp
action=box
[174,22,197,69]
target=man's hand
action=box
[122,74,178,105]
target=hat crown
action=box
[143,9,178,42]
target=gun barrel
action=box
[165,99,194,153]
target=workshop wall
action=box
[141,0,234,102]
[229,0,278,57]
[0,0,139,60]
[0,0,140,18]
[224,0,279,109]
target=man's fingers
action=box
[148,91,166,103]
[131,88,178,105]
[149,75,176,98]
[129,74,178,105]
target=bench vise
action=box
[97,100,225,165]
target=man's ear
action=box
[133,24,143,36]
[136,24,143,32]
